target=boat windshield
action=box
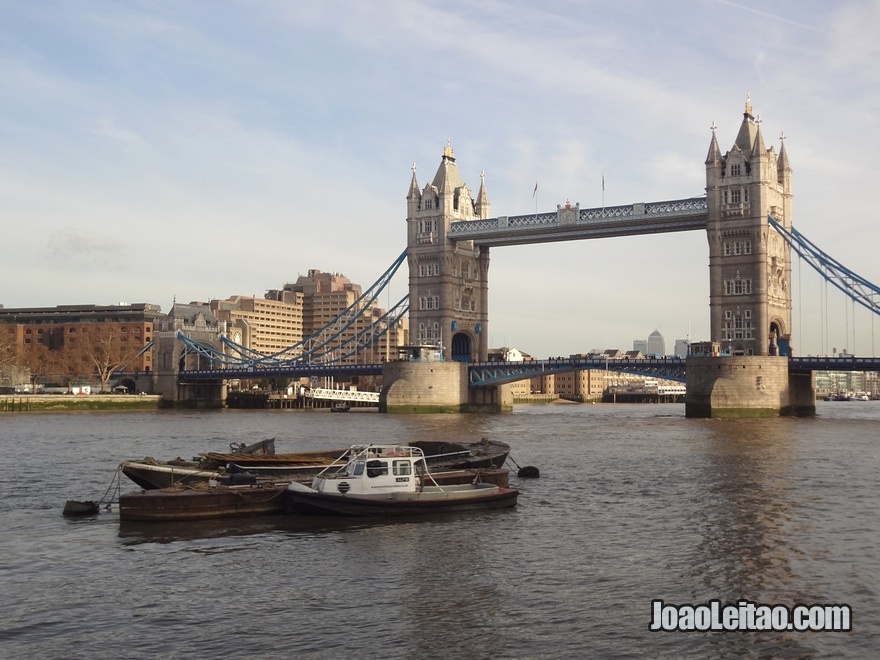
[345,461,365,477]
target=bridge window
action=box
[418,263,439,277]
[731,189,742,204]
[731,164,741,176]
[723,240,753,256]
[724,278,753,295]
[722,319,754,340]
[418,296,440,310]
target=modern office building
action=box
[210,294,304,356]
[646,330,666,357]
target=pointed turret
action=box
[733,93,757,155]
[777,133,791,174]
[406,163,421,217]
[431,139,465,193]
[407,163,420,200]
[705,123,722,165]
[777,132,792,190]
[474,170,490,218]
[751,117,766,159]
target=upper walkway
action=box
[449,197,708,247]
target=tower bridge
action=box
[166,97,880,417]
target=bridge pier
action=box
[379,361,512,413]
[685,356,815,418]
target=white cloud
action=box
[0,0,878,356]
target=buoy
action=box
[63,500,99,516]
[517,465,540,478]
[506,454,540,479]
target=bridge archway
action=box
[451,332,473,362]
[769,318,790,356]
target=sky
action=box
[2,0,879,358]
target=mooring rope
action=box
[98,466,123,509]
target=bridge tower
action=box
[406,141,491,361]
[705,95,794,356]
[688,97,812,417]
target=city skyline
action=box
[2,2,879,358]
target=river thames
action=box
[0,402,877,658]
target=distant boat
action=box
[330,402,351,412]
[284,444,519,517]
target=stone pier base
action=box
[380,362,512,413]
[153,372,226,409]
[685,356,815,418]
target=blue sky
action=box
[2,1,879,357]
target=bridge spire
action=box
[705,121,722,165]
[475,170,490,218]
[751,116,767,159]
[733,97,757,156]
[777,132,792,180]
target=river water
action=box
[0,402,877,658]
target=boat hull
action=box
[121,461,223,490]
[414,440,510,470]
[285,484,519,517]
[121,441,510,490]
[119,484,288,522]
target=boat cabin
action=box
[313,445,429,496]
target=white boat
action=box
[284,444,519,516]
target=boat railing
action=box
[312,445,428,480]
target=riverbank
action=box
[1,394,163,413]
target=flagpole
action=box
[601,172,605,216]
[533,181,538,220]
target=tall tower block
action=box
[406,142,491,361]
[705,96,794,356]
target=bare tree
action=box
[0,327,16,371]
[77,324,148,393]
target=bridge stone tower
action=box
[688,97,813,417]
[705,96,794,356]
[406,141,491,361]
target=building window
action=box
[418,295,439,310]
[418,262,440,277]
[731,163,741,176]
[724,277,753,295]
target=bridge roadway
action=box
[449,196,709,247]
[178,355,880,388]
